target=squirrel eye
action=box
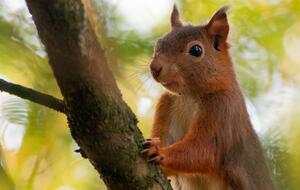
[189,45,203,57]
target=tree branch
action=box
[0,78,66,113]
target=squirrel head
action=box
[150,5,235,96]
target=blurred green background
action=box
[0,0,300,189]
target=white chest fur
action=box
[165,96,199,146]
[164,96,225,190]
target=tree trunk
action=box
[24,0,171,189]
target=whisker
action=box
[136,75,151,92]
[145,78,155,92]
[127,69,149,81]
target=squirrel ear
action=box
[206,6,230,41]
[171,4,183,28]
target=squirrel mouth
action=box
[161,81,177,88]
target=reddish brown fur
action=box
[143,5,275,190]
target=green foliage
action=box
[0,0,300,189]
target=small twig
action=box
[0,78,66,113]
[75,148,87,158]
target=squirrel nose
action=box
[150,64,162,80]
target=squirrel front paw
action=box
[141,137,164,164]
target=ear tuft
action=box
[206,6,230,40]
[171,4,183,28]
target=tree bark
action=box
[24,0,172,189]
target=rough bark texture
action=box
[24,0,172,189]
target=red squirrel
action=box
[142,5,275,190]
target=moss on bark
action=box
[25,0,172,189]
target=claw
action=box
[142,138,163,164]
[147,154,164,163]
[141,148,149,154]
[148,157,158,163]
